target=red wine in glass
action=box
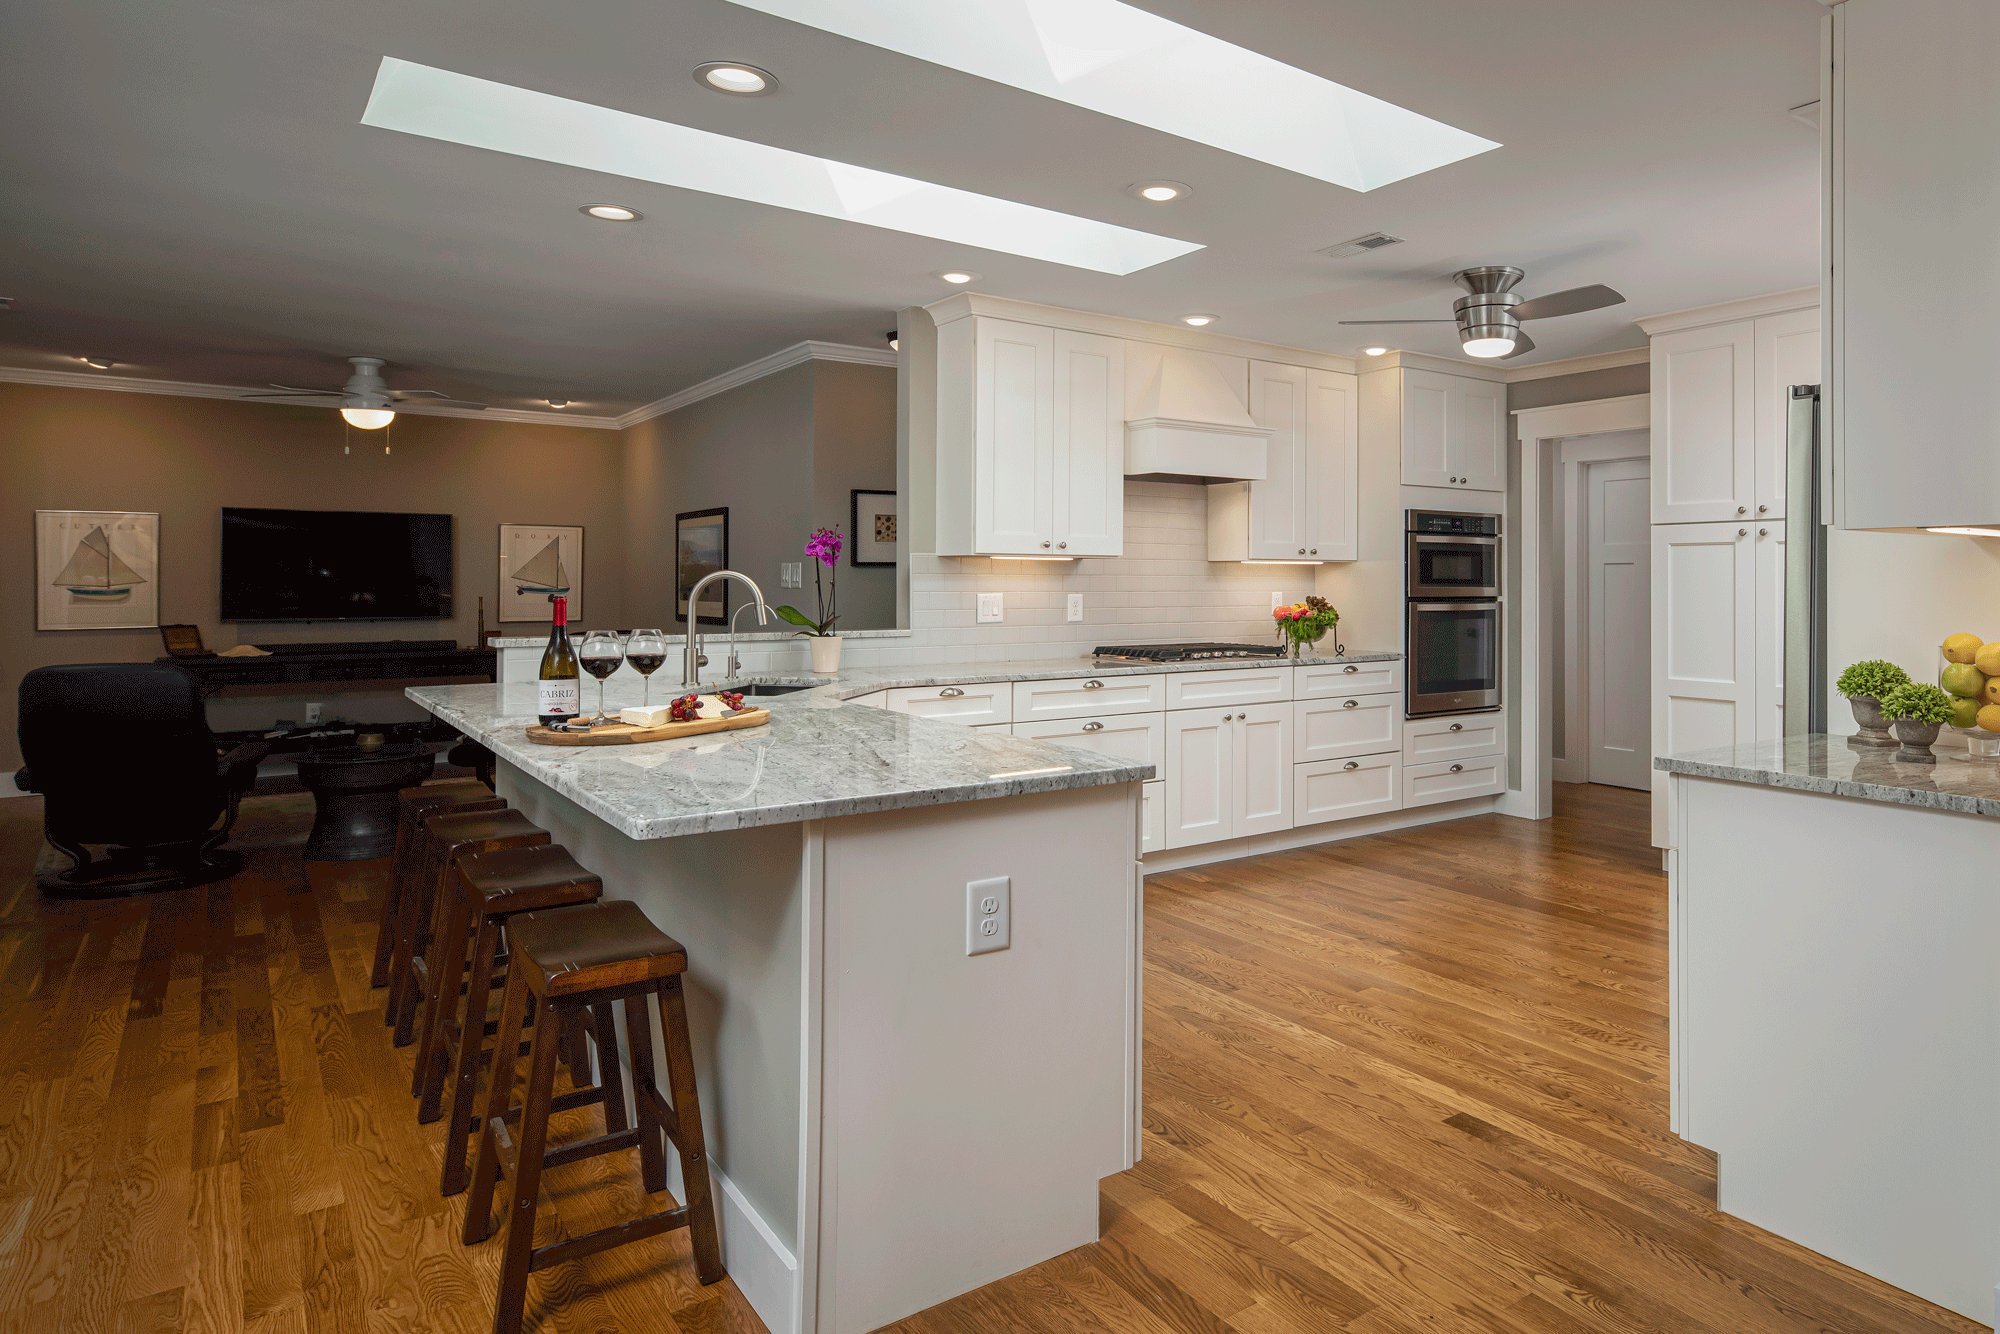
[626,629,667,706]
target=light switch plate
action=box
[966,876,1011,955]
[1066,593,1083,622]
[977,593,1003,624]
[781,561,804,589]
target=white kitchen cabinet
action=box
[1015,713,1164,776]
[1754,309,1818,521]
[1295,694,1401,764]
[1012,673,1165,723]
[1207,362,1359,561]
[1161,665,1292,712]
[1295,753,1402,825]
[1163,702,1292,848]
[882,682,1012,727]
[1403,753,1506,807]
[1650,521,1759,842]
[1375,366,1508,493]
[1402,711,1505,767]
[1140,780,1164,854]
[1296,658,1401,699]
[1754,521,1786,741]
[933,315,1125,557]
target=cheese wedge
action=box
[619,705,672,727]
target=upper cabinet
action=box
[1207,361,1359,561]
[1646,306,1818,526]
[1830,0,2000,529]
[934,314,1125,557]
[1364,365,1508,493]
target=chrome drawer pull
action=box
[1449,723,1463,732]
[939,687,964,698]
[1450,763,1464,773]
[1083,680,1104,689]
[1342,665,1358,674]
[1343,761,1359,771]
[1082,721,1104,732]
[1342,699,1358,710]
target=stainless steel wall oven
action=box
[1406,511,1501,717]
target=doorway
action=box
[1555,431,1651,791]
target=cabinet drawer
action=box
[1015,713,1163,775]
[1141,780,1164,855]
[883,682,1012,726]
[1403,711,1504,765]
[845,691,888,708]
[1296,658,1401,699]
[1012,673,1165,722]
[972,722,1013,731]
[1164,666,1292,711]
[1295,753,1403,826]
[1295,695,1402,763]
[1402,753,1505,808]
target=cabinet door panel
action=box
[1400,369,1455,487]
[1246,361,1310,559]
[1452,376,1507,492]
[1403,753,1506,807]
[1295,753,1402,825]
[1140,780,1164,855]
[1306,369,1359,558]
[1295,695,1401,763]
[1052,330,1125,556]
[975,319,1053,554]
[1651,521,1755,843]
[1233,703,1293,839]
[1652,323,1756,524]
[1165,711,1232,848]
[1754,309,1819,521]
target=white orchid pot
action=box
[809,634,843,674]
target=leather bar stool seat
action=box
[371,781,501,991]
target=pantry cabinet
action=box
[1207,361,1359,561]
[1361,362,1508,493]
[1648,309,1815,526]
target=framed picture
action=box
[159,624,211,658]
[851,490,898,567]
[676,508,729,625]
[498,524,583,623]
[36,510,159,631]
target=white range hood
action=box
[1124,348,1270,481]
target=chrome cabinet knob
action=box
[1759,527,1769,536]
[940,687,964,698]
[1343,761,1359,771]
[1041,540,1051,548]
[1738,527,1748,537]
[1309,548,1318,555]
[1758,504,1768,513]
[1449,722,1463,732]
[1298,548,1307,554]
[1058,541,1067,549]
[1082,721,1104,732]
[1450,763,1464,773]
[1342,665,1358,674]
[1737,506,1747,515]
[1343,699,1358,709]
[1083,680,1103,689]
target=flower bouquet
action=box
[1273,595,1339,658]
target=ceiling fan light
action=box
[340,407,396,430]
[1461,337,1514,358]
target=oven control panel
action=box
[1407,509,1500,536]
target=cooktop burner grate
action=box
[1091,642,1290,663]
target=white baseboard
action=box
[1141,796,1501,874]
[1551,756,1588,785]
[646,1129,800,1333]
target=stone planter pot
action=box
[1893,717,1942,763]
[808,634,843,675]
[1849,695,1897,746]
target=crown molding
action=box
[0,364,627,429]
[1635,285,1820,336]
[925,293,1360,375]
[615,340,897,428]
[1354,348,1511,381]
[1498,345,1650,382]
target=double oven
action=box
[1406,510,1501,718]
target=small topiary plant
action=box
[1880,681,1955,724]
[1836,659,1911,699]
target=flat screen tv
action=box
[220,507,453,621]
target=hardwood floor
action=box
[0,785,1982,1334]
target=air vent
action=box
[1317,232,1405,259]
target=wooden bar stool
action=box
[463,899,724,1334]
[388,807,549,1048]
[370,780,502,990]
[419,844,613,1197]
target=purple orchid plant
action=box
[776,526,842,636]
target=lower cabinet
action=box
[1295,752,1402,825]
[1404,752,1506,807]
[882,682,1012,726]
[1140,780,1164,855]
[1163,702,1292,849]
[1014,713,1164,772]
[1295,694,1401,762]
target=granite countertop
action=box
[1656,735,2000,819]
[410,649,1399,839]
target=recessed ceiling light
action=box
[81,356,116,370]
[886,330,899,351]
[1128,180,1191,203]
[1363,346,1388,356]
[934,270,981,284]
[581,203,642,221]
[723,0,1500,191]
[364,60,1201,276]
[1180,313,1217,327]
[546,398,570,408]
[695,62,778,96]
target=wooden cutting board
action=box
[523,707,770,746]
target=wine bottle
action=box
[537,596,580,725]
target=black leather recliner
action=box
[14,663,269,898]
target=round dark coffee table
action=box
[294,743,440,861]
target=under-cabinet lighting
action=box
[1926,527,2000,537]
[991,555,1077,561]
[362,59,1203,276]
[722,0,1499,192]
[1241,559,1325,565]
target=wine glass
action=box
[579,631,625,724]
[626,628,667,706]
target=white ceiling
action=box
[0,0,1824,415]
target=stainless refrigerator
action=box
[1783,383,1828,736]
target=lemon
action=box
[1943,663,1987,697]
[1983,678,2000,707]
[1976,643,2000,676]
[1944,632,1985,663]
[1979,704,2000,733]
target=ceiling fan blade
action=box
[1511,284,1625,321]
[389,389,488,409]
[1501,331,1538,359]
[1336,319,1456,325]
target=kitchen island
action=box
[1658,736,2000,1325]
[408,675,1150,1334]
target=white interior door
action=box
[1586,459,1653,789]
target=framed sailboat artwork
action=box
[35,510,159,631]
[497,524,583,623]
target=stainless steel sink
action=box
[734,681,815,697]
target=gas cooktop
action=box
[1091,642,1289,663]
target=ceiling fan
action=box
[1339,266,1625,360]
[240,356,487,429]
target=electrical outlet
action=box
[305,703,322,725]
[1271,591,1284,609]
[966,876,1011,956]
[977,593,1003,624]
[1067,593,1084,622]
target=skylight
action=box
[726,0,1499,192]
[360,59,1203,276]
